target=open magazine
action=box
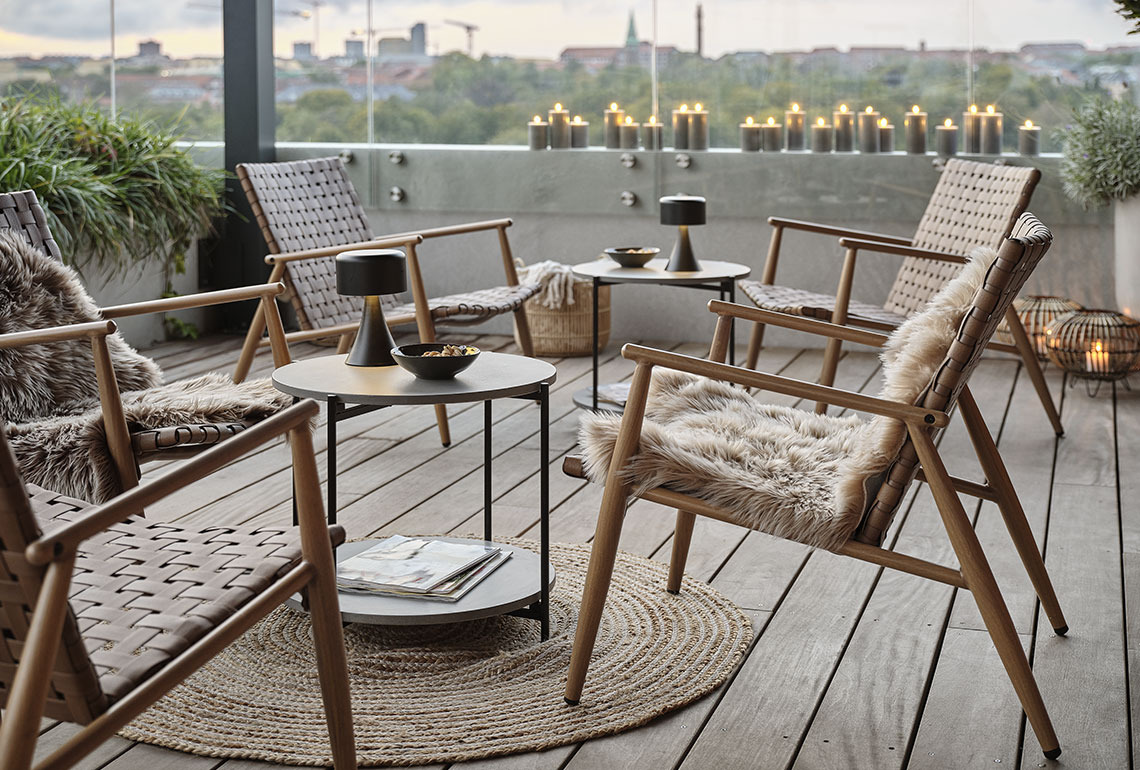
[337,535,505,600]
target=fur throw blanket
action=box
[0,231,292,503]
[579,246,997,552]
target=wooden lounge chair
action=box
[739,158,1063,435]
[0,320,354,770]
[233,157,541,446]
[565,213,1067,760]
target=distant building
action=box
[293,42,313,60]
[410,23,426,56]
[560,11,677,72]
[377,23,430,63]
[345,39,364,59]
[138,40,161,58]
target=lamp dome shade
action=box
[336,249,408,296]
[659,195,706,226]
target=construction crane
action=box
[443,19,478,57]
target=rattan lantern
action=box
[1043,310,1140,382]
[996,295,1084,358]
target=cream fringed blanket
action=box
[515,260,583,309]
[579,246,997,552]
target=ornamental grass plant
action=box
[1057,95,1140,209]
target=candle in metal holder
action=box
[528,115,548,150]
[1018,119,1040,156]
[833,104,855,152]
[962,104,981,153]
[980,104,1003,154]
[740,116,761,152]
[570,115,589,148]
[643,115,663,150]
[688,103,710,150]
[904,105,927,154]
[811,117,833,153]
[996,295,1084,356]
[858,105,880,153]
[619,115,640,149]
[1044,309,1140,389]
[761,117,782,151]
[548,102,570,149]
[878,117,895,152]
[672,104,690,149]
[936,118,958,157]
[604,102,624,149]
[784,103,805,151]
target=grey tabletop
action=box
[287,538,556,626]
[571,257,751,284]
[272,351,557,405]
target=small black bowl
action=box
[391,343,480,379]
[604,246,659,268]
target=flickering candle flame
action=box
[767,116,775,125]
[1086,340,1109,373]
[839,104,848,113]
[791,103,800,112]
[610,102,619,111]
[879,117,888,127]
[680,104,689,112]
[648,115,656,124]
[745,116,754,125]
[554,102,562,111]
[912,104,921,112]
[532,115,541,122]
[944,118,953,127]
[987,104,996,114]
[695,102,703,111]
[573,115,582,124]
[969,104,978,114]
[625,115,633,125]
[865,105,874,113]
[817,117,825,126]
[1025,119,1034,128]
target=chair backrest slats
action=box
[883,159,1040,317]
[857,213,1053,545]
[0,191,63,262]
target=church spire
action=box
[625,9,638,47]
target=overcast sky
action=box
[0,0,1134,60]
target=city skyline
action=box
[1,0,1136,62]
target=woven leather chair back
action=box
[0,190,63,261]
[237,157,383,330]
[857,213,1053,546]
[883,159,1039,318]
[0,430,107,724]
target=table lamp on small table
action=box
[336,248,407,367]
[660,194,707,272]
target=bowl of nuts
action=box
[391,343,481,379]
[604,246,659,268]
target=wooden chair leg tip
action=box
[666,588,680,595]
[564,696,580,706]
[1053,624,1068,636]
[441,441,451,448]
[1043,747,1062,760]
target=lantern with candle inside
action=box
[740,116,761,152]
[604,102,624,149]
[981,104,1003,154]
[1018,119,1040,156]
[858,105,880,153]
[963,104,982,153]
[833,104,854,152]
[688,102,710,150]
[528,115,548,150]
[643,115,663,150]
[784,103,805,151]
[904,105,927,154]
[936,118,959,157]
[996,295,1084,357]
[811,117,833,153]
[761,116,782,151]
[570,115,590,147]
[672,104,690,149]
[619,115,640,149]
[336,249,408,367]
[878,117,895,152]
[548,102,570,148]
[659,194,706,273]
[1043,309,1140,390]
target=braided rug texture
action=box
[118,540,752,766]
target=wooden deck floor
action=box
[36,330,1138,770]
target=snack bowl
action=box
[391,343,480,379]
[604,246,659,268]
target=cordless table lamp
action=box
[336,248,407,367]
[660,194,706,272]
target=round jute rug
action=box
[119,540,752,767]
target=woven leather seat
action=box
[738,282,907,328]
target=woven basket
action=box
[995,295,1084,358]
[1043,309,1140,380]
[515,281,610,356]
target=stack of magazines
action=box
[336,535,511,602]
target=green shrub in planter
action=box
[1057,96,1140,209]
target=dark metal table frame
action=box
[294,380,552,639]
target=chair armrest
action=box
[621,344,947,428]
[707,300,889,348]
[768,217,912,245]
[265,234,424,265]
[387,217,513,242]
[101,283,287,319]
[836,237,968,264]
[25,399,321,566]
[0,320,117,349]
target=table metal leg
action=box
[539,381,550,641]
[327,394,338,525]
[592,276,600,411]
[291,397,299,526]
[484,399,493,542]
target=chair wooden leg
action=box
[234,297,269,384]
[667,510,696,594]
[405,242,452,447]
[745,321,767,371]
[814,338,843,414]
[959,387,1068,634]
[335,331,354,355]
[513,306,535,357]
[1005,308,1064,437]
[910,424,1061,760]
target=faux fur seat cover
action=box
[579,247,997,552]
[0,231,292,503]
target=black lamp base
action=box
[665,225,701,272]
[346,295,398,366]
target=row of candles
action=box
[528,102,1042,156]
